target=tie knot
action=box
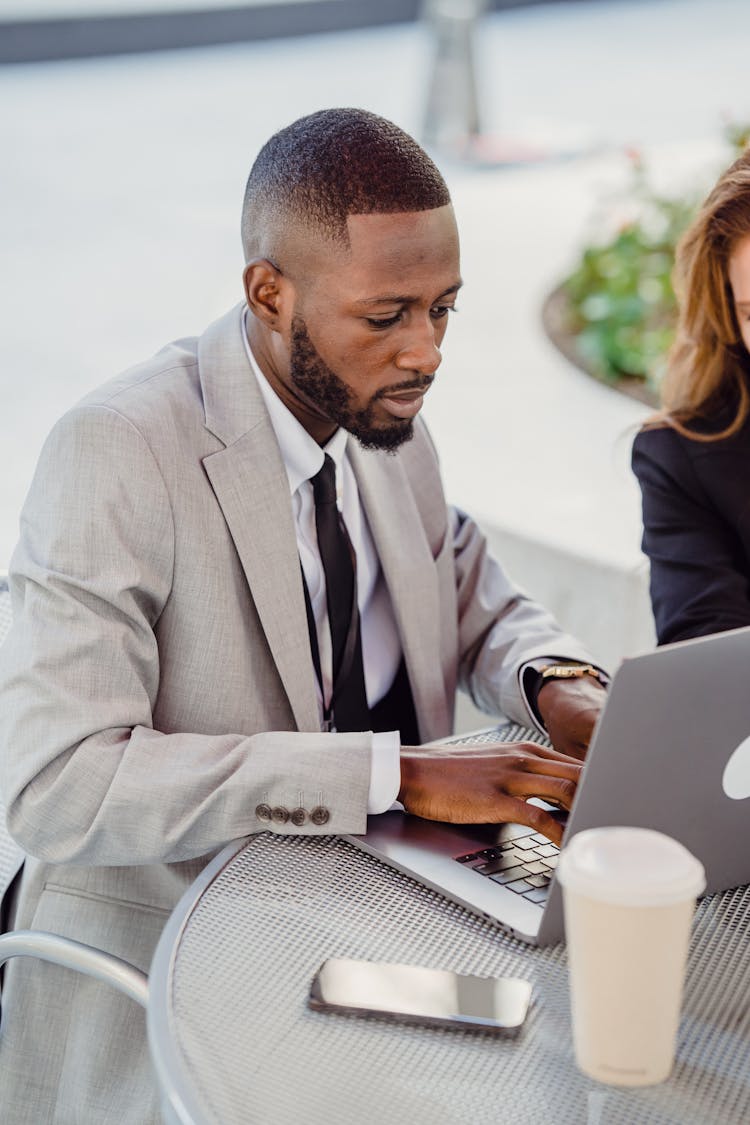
[311,454,338,507]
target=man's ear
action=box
[243,259,289,330]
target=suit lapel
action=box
[197,306,451,741]
[349,442,451,743]
[198,307,319,733]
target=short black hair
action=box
[241,108,451,260]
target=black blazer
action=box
[632,416,750,644]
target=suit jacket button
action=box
[291,807,307,826]
[255,803,272,822]
[272,806,290,823]
[310,806,330,826]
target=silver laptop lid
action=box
[556,624,750,898]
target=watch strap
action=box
[539,662,608,688]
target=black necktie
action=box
[310,455,370,732]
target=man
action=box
[0,109,605,1122]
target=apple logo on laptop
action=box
[722,736,750,800]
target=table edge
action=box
[147,835,251,1125]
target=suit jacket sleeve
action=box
[449,506,599,723]
[0,406,371,868]
[632,425,750,644]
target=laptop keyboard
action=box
[455,832,558,904]
[441,721,549,749]
[443,722,559,905]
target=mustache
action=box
[375,374,435,399]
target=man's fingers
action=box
[513,750,581,783]
[399,740,582,839]
[488,739,582,768]
[491,742,582,782]
[500,798,565,847]
[508,772,578,811]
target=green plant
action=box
[558,124,750,398]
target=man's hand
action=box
[398,741,583,846]
[537,676,606,761]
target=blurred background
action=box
[2,0,750,699]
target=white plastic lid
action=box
[557,827,706,907]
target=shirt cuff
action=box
[368,730,401,814]
[519,657,609,732]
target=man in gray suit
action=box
[0,109,605,1121]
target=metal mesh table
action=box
[148,833,750,1125]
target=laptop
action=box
[345,626,750,945]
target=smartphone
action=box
[308,957,531,1034]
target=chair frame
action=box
[0,930,148,1007]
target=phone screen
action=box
[308,957,531,1034]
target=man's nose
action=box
[395,320,442,375]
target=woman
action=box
[632,148,750,644]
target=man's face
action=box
[288,314,435,451]
[275,206,461,450]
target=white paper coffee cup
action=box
[557,826,705,1086]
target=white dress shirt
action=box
[241,311,401,812]
[239,310,593,808]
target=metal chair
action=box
[0,929,147,1007]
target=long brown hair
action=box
[658,148,750,441]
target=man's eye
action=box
[366,314,402,329]
[431,304,458,320]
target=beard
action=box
[289,315,428,452]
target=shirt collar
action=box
[241,307,348,495]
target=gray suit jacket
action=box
[0,305,591,1123]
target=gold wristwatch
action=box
[539,663,607,688]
